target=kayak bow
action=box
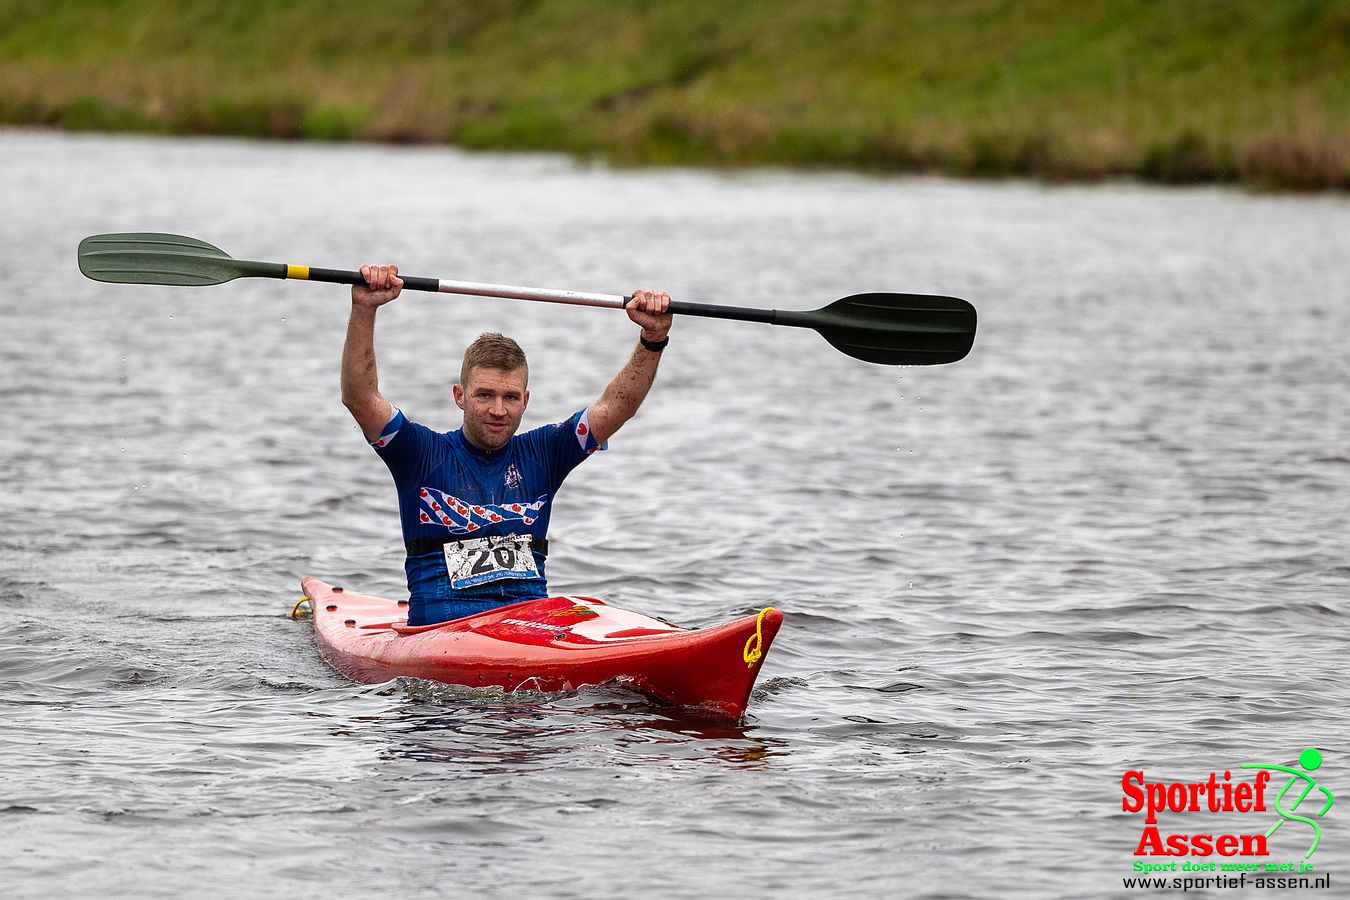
[299,577,783,720]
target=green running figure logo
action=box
[1242,748,1333,859]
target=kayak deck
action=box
[300,576,783,720]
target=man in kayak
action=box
[341,264,672,626]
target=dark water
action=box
[2,129,1348,898]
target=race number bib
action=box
[443,534,539,590]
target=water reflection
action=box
[358,679,787,770]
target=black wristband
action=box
[640,335,669,352]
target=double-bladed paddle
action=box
[77,232,976,365]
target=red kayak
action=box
[299,576,783,720]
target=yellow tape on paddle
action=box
[289,595,312,619]
[286,264,310,280]
[742,607,776,668]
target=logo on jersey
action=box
[417,486,546,535]
[504,463,522,489]
[574,409,605,455]
[369,410,404,449]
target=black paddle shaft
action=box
[666,300,772,323]
[287,265,441,294]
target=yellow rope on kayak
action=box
[289,595,312,619]
[742,607,776,668]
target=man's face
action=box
[453,366,529,451]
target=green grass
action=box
[2,0,1348,188]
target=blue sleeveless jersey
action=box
[370,407,605,625]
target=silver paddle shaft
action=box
[436,279,628,309]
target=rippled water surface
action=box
[2,129,1349,898]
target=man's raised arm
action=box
[586,289,674,445]
[341,264,403,441]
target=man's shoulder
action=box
[399,411,453,438]
[515,410,585,443]
[376,410,454,452]
[513,409,604,461]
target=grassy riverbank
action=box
[3,0,1348,188]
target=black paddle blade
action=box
[808,292,977,365]
[78,233,246,286]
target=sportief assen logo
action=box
[1122,748,1332,864]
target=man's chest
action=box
[420,455,544,507]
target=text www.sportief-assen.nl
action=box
[1122,873,1330,891]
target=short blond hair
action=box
[459,332,528,387]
